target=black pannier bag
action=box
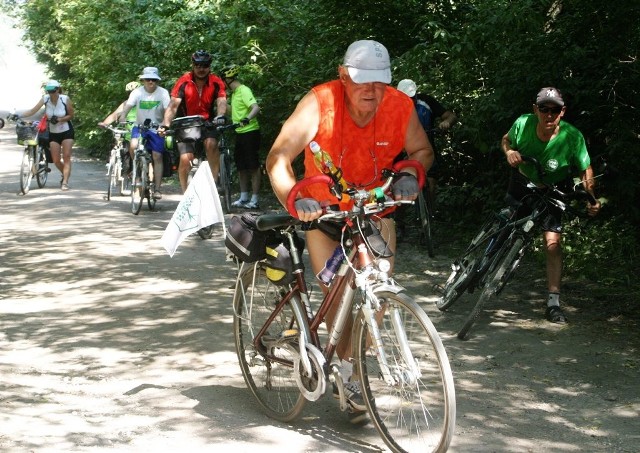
[225,213,276,262]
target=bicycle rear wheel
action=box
[437,216,500,311]
[457,237,524,340]
[35,145,48,188]
[219,152,232,213]
[417,189,434,257]
[354,291,456,453]
[131,158,144,215]
[233,265,306,422]
[20,147,34,195]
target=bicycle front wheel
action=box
[106,150,117,201]
[354,291,456,453]
[457,237,524,340]
[219,152,232,213]
[233,265,306,422]
[417,189,434,257]
[146,162,156,211]
[131,158,144,215]
[20,147,35,194]
[437,216,500,311]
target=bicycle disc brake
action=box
[293,343,326,401]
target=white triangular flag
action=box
[161,163,225,257]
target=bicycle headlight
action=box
[378,259,391,273]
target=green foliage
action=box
[15,0,640,300]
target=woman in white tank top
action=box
[20,79,75,191]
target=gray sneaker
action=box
[333,379,367,412]
[243,200,260,209]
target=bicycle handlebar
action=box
[286,160,426,219]
[99,123,129,135]
[521,156,597,206]
[162,121,240,137]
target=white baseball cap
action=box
[397,79,417,97]
[343,40,391,84]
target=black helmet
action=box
[191,50,212,66]
[222,65,240,79]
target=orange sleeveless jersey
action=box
[302,80,413,210]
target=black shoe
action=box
[545,306,568,324]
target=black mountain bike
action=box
[438,157,597,339]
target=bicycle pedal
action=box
[45,167,51,173]
[281,329,299,339]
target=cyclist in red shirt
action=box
[161,50,227,192]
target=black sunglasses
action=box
[143,78,157,82]
[537,105,562,114]
[193,63,210,68]
[46,89,58,93]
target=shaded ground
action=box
[1,126,638,452]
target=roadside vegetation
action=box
[6,0,639,309]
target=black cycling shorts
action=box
[234,129,261,171]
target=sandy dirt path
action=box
[0,125,638,452]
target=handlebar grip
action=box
[286,174,333,218]
[392,160,426,189]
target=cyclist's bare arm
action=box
[266,90,320,216]
[502,133,524,167]
[99,101,126,126]
[162,97,182,128]
[19,98,45,119]
[404,107,433,177]
[580,165,601,216]
[215,96,228,117]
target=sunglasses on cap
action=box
[46,88,58,93]
[537,105,563,114]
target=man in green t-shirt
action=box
[221,65,262,209]
[501,87,601,324]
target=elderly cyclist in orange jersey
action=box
[266,39,433,424]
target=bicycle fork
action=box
[360,287,421,387]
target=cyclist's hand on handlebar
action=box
[294,198,322,222]
[392,173,419,200]
[587,198,601,217]
[213,115,226,126]
[505,149,523,167]
[158,125,168,137]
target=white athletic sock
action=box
[238,192,249,202]
[547,292,560,307]
[250,194,259,203]
[340,359,353,382]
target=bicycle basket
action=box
[171,115,204,143]
[16,123,38,145]
[225,213,276,263]
[265,234,305,286]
